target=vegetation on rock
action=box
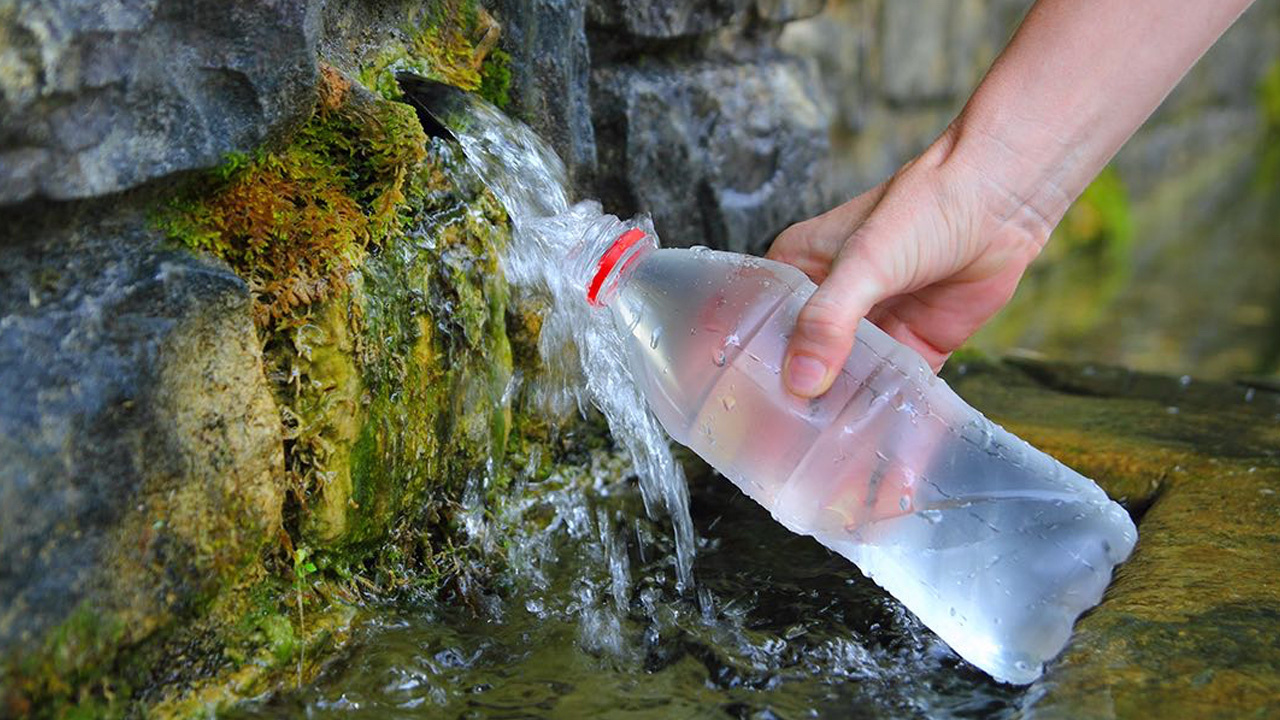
[158,66,427,329]
[116,20,536,717]
[358,0,512,109]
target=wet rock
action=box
[587,0,752,39]
[0,0,319,205]
[945,358,1280,716]
[592,57,832,254]
[491,0,599,189]
[0,202,284,700]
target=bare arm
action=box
[770,0,1256,397]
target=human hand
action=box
[766,0,1254,399]
[767,127,1050,397]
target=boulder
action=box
[593,57,833,254]
[0,0,319,205]
[0,201,283,696]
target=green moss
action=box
[1256,59,1280,190]
[358,0,511,108]
[477,47,512,108]
[158,66,427,328]
[132,44,540,715]
[5,606,131,719]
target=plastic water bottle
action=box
[578,215,1138,684]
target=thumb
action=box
[782,233,899,397]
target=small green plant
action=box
[292,547,317,687]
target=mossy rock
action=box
[944,359,1280,717]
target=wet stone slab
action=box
[945,358,1280,718]
[224,358,1280,718]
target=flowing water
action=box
[228,91,1027,718]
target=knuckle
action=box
[795,296,854,345]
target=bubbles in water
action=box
[440,92,697,592]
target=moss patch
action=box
[1257,58,1280,189]
[158,65,427,328]
[358,0,511,108]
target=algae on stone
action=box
[943,359,1280,718]
[356,0,512,108]
[158,65,427,329]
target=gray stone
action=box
[593,57,833,254]
[0,0,319,206]
[779,0,875,135]
[492,0,599,191]
[0,202,283,661]
[754,0,827,24]
[588,0,751,39]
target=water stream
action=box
[442,94,697,592]
[228,90,1025,718]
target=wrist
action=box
[938,104,1087,251]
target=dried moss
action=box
[158,65,427,328]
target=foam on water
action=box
[441,95,696,591]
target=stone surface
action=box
[754,0,827,24]
[588,0,752,39]
[492,0,599,190]
[879,0,985,104]
[0,0,319,205]
[944,358,1280,717]
[593,57,833,254]
[0,201,284,671]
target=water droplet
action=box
[649,326,662,349]
[712,349,727,367]
[1245,387,1256,402]
[1179,375,1192,387]
[721,395,736,411]
[949,607,956,617]
[899,495,910,511]
[1166,406,1179,415]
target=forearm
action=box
[943,0,1255,240]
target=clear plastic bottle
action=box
[579,216,1138,684]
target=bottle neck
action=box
[582,223,658,308]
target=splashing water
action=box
[223,87,1033,720]
[439,93,696,591]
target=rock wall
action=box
[0,1,528,716]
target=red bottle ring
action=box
[586,228,647,306]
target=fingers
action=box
[865,301,952,372]
[783,234,896,397]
